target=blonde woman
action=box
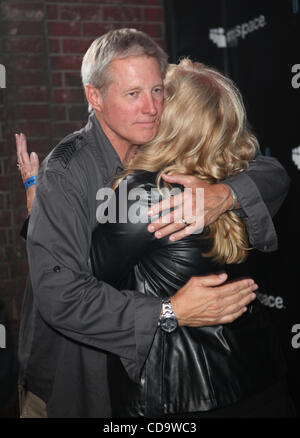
[90,59,294,417]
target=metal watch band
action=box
[159,299,178,333]
[160,299,175,319]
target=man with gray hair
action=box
[17,28,289,418]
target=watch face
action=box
[161,317,178,333]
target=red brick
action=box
[1,3,44,21]
[52,72,63,87]
[10,259,28,277]
[0,211,12,227]
[5,246,18,262]
[139,23,163,38]
[13,104,49,120]
[60,5,103,21]
[12,122,51,138]
[82,22,120,37]
[2,21,44,36]
[10,70,46,86]
[14,207,29,225]
[0,229,7,246]
[12,189,30,206]
[144,7,164,21]
[47,0,125,2]
[144,0,163,5]
[63,38,94,54]
[84,0,126,3]
[103,6,142,22]
[65,71,83,87]
[68,105,88,122]
[52,122,83,138]
[46,4,58,19]
[9,55,46,70]
[5,37,44,53]
[48,22,81,37]
[23,139,51,153]
[50,105,66,121]
[0,176,9,191]
[47,0,96,2]
[49,38,61,53]
[0,158,8,174]
[0,264,9,281]
[155,38,166,51]
[51,55,82,70]
[86,0,161,3]
[7,86,49,103]
[52,88,83,103]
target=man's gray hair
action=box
[81,28,169,112]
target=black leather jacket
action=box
[91,170,286,417]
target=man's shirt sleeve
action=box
[224,155,290,252]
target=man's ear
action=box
[85,84,104,112]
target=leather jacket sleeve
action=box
[224,154,290,252]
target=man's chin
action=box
[135,131,158,145]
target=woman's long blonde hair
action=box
[115,58,259,264]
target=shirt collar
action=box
[84,111,123,178]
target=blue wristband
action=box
[24,176,37,190]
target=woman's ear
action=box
[85,84,104,112]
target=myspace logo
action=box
[209,15,266,48]
[209,28,227,48]
[256,292,286,310]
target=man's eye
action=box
[128,91,137,97]
[153,88,162,94]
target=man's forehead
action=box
[108,55,163,86]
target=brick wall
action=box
[0,0,166,415]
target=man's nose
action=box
[142,93,157,115]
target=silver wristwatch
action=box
[159,299,178,333]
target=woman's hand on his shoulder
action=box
[16,133,40,215]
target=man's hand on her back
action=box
[171,273,257,326]
[147,173,238,242]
